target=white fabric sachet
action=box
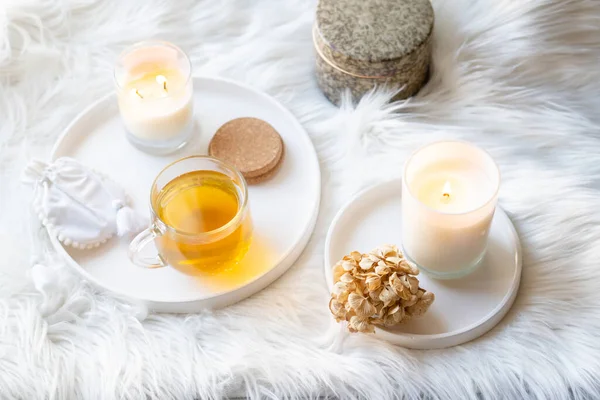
[22,157,147,249]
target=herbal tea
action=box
[153,170,252,272]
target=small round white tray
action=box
[323,179,521,349]
[50,76,320,313]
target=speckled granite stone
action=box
[314,0,434,106]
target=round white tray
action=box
[323,179,521,349]
[50,76,321,313]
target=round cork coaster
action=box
[208,117,284,183]
[245,146,285,184]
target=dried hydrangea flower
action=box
[328,244,435,333]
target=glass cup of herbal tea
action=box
[128,156,253,274]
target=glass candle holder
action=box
[401,141,500,280]
[114,41,194,155]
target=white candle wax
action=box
[114,41,193,154]
[401,141,500,279]
[118,69,192,140]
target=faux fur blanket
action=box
[2,0,600,398]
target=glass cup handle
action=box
[128,226,167,268]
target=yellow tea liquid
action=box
[153,170,252,273]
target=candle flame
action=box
[156,75,168,92]
[441,181,452,203]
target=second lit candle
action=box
[402,141,500,279]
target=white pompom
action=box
[114,201,147,237]
[31,263,59,293]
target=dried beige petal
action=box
[399,274,410,288]
[340,272,354,283]
[350,251,362,262]
[402,294,418,307]
[352,273,368,281]
[359,258,375,270]
[349,316,375,333]
[379,244,398,258]
[387,304,400,315]
[396,275,419,296]
[373,301,385,316]
[375,264,391,275]
[342,260,356,271]
[420,291,435,305]
[345,301,353,312]
[329,298,345,319]
[337,290,350,303]
[406,292,435,317]
[365,275,381,291]
[399,288,412,301]
[406,302,427,317]
[357,302,376,318]
[369,287,382,302]
[386,256,403,266]
[407,276,419,294]
[367,254,381,263]
[347,292,364,309]
[389,273,403,293]
[384,310,404,326]
[390,275,412,300]
[379,286,398,306]
[398,260,419,275]
[332,281,347,296]
[354,280,366,295]
[333,263,344,283]
[385,304,404,324]
[348,293,376,317]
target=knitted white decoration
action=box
[22,157,147,249]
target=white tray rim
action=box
[323,178,522,345]
[48,75,322,306]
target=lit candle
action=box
[401,141,500,279]
[114,41,194,155]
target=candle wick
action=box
[156,75,168,93]
[134,89,144,99]
[441,192,451,203]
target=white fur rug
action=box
[2,0,600,398]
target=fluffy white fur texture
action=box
[1,0,600,398]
